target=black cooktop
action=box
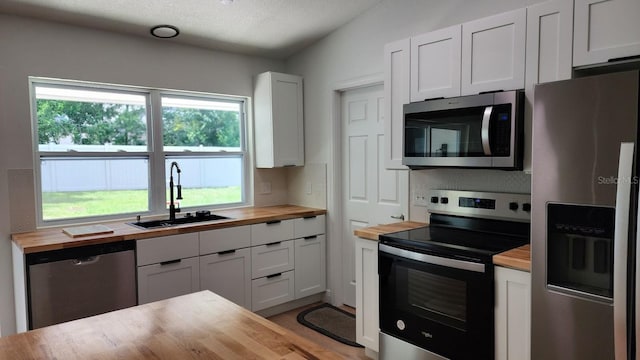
[379,213,530,263]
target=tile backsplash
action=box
[409,169,531,222]
[253,163,327,209]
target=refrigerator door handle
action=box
[636,171,640,360]
[614,142,634,360]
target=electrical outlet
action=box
[261,182,272,194]
[413,184,428,207]
[305,181,312,195]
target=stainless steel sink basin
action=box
[128,213,230,229]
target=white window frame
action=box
[30,77,251,227]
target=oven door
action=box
[378,243,493,360]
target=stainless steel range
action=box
[378,190,530,360]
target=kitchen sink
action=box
[128,213,231,229]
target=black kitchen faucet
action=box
[169,161,183,221]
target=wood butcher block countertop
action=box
[0,290,343,360]
[12,205,326,254]
[353,221,428,241]
[493,244,531,272]
[354,221,531,272]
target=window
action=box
[161,96,244,209]
[32,79,248,225]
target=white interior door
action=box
[341,84,408,307]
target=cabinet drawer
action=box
[250,219,294,246]
[137,256,199,305]
[136,233,199,266]
[251,240,294,279]
[251,270,295,311]
[293,215,325,238]
[200,225,251,255]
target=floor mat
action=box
[296,303,364,348]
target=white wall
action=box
[285,0,542,307]
[0,14,286,335]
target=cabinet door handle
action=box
[266,241,282,246]
[218,249,236,255]
[160,259,181,266]
[266,220,281,225]
[304,235,317,240]
[303,215,317,220]
[266,273,282,279]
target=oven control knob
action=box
[522,203,531,212]
[396,320,406,331]
[509,202,519,211]
[440,197,449,204]
[430,196,439,204]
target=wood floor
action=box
[267,302,369,360]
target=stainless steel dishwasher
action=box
[27,241,136,329]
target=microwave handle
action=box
[481,106,493,155]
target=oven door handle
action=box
[379,244,485,273]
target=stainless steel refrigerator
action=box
[532,70,640,359]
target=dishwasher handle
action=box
[72,256,100,266]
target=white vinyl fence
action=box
[41,157,242,192]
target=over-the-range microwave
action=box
[403,90,524,169]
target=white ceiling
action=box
[0,0,383,59]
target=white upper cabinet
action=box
[254,71,304,168]
[410,25,462,101]
[573,0,640,66]
[526,0,574,86]
[383,38,410,170]
[524,0,574,173]
[462,9,527,95]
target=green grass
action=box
[42,187,242,220]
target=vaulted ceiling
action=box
[0,0,383,59]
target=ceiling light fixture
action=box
[150,25,180,39]
[219,0,234,4]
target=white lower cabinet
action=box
[294,235,326,298]
[252,270,295,311]
[250,215,327,311]
[250,240,296,311]
[355,237,379,352]
[494,266,531,360]
[136,233,200,304]
[251,240,295,279]
[200,248,252,309]
[137,256,200,305]
[199,226,252,309]
[135,215,326,313]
